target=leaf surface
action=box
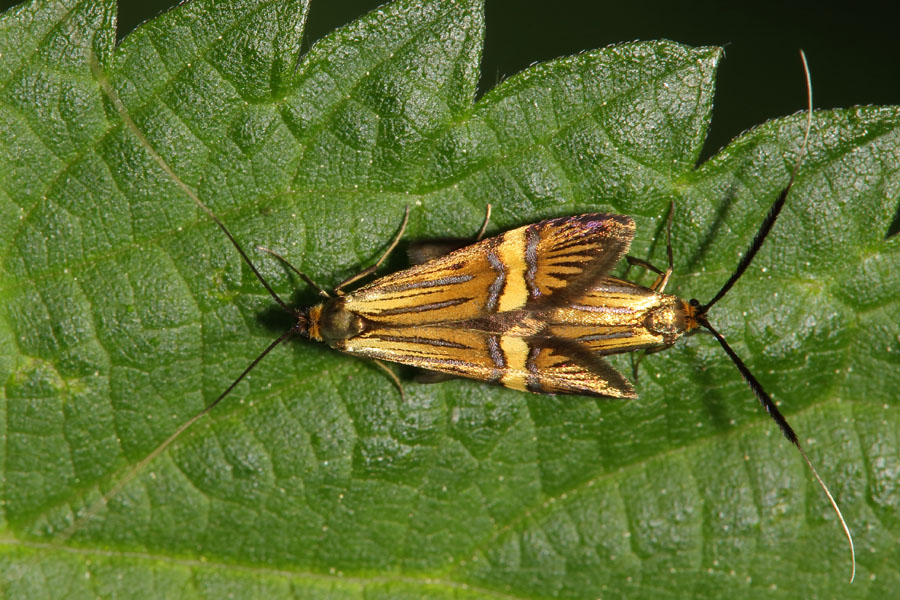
[1,0,898,598]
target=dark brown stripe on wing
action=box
[372,335,472,349]
[486,248,506,312]
[525,223,541,300]
[371,297,470,316]
[376,273,475,293]
[576,330,636,342]
[487,334,506,368]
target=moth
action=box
[78,51,854,580]
[304,211,647,397]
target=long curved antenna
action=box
[796,444,856,583]
[701,50,813,313]
[258,245,331,298]
[59,329,295,541]
[696,311,796,443]
[89,54,290,312]
[691,51,855,582]
[697,314,854,582]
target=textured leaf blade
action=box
[1,0,898,598]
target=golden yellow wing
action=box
[337,319,636,398]
[342,214,635,326]
[545,276,691,355]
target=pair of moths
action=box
[75,49,854,581]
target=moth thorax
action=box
[642,296,693,342]
[315,298,365,343]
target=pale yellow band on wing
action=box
[496,227,528,312]
[499,335,529,391]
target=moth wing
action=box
[522,214,635,308]
[521,338,637,398]
[342,239,505,326]
[337,322,636,399]
[343,214,635,326]
[336,323,508,381]
[543,276,678,355]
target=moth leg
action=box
[625,255,668,291]
[335,206,410,295]
[625,202,675,292]
[474,203,493,241]
[626,255,663,274]
[407,204,493,265]
[372,359,405,401]
[257,246,330,298]
[630,351,645,384]
[630,344,671,384]
[657,200,675,293]
[652,266,671,293]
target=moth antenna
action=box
[89,54,290,312]
[694,310,796,442]
[258,245,331,298]
[700,50,813,314]
[696,313,855,582]
[58,329,296,541]
[691,52,855,581]
[796,443,856,583]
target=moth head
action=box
[291,307,313,339]
[683,297,703,334]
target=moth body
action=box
[547,277,697,355]
[295,213,696,399]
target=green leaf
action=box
[1,0,898,598]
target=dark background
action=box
[4,0,898,161]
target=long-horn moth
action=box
[57,44,858,581]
